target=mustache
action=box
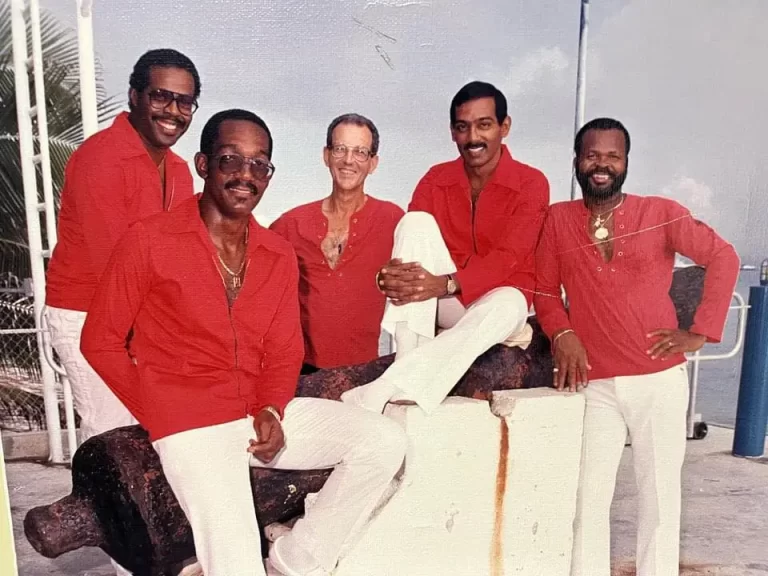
[225,180,259,195]
[464,142,487,151]
[153,114,186,128]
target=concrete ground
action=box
[6,425,768,576]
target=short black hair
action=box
[326,113,380,155]
[129,48,201,98]
[574,117,631,156]
[199,109,273,158]
[450,81,508,125]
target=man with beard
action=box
[46,49,200,443]
[341,81,548,415]
[270,114,403,372]
[81,109,407,576]
[534,117,740,576]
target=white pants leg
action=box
[153,398,407,576]
[45,306,136,441]
[45,306,136,576]
[570,378,629,576]
[571,364,689,576]
[623,364,689,576]
[343,211,530,415]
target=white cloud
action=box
[660,176,716,225]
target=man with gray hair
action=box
[271,113,404,372]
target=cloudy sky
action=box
[41,0,768,263]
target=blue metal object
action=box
[733,285,768,457]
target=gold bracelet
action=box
[552,329,575,348]
[261,405,282,422]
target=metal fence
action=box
[0,274,71,433]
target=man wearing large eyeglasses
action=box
[45,49,199,462]
[81,109,407,576]
[342,81,548,415]
[271,114,404,372]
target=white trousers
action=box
[377,211,531,414]
[571,363,690,576]
[45,306,136,442]
[45,305,136,575]
[153,397,407,576]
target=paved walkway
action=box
[6,425,768,575]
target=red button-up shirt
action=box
[270,197,404,368]
[81,196,303,441]
[534,194,740,380]
[46,112,194,311]
[409,146,549,307]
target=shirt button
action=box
[597,266,602,272]
[352,233,357,237]
[618,251,624,256]
[611,268,616,272]
[621,240,626,244]
[619,211,624,215]
[619,224,625,229]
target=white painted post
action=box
[76,0,99,139]
[10,0,65,463]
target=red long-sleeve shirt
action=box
[409,146,549,307]
[80,196,303,441]
[46,112,194,311]
[270,197,404,368]
[534,195,740,380]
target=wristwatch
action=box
[445,274,458,296]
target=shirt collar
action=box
[435,145,522,191]
[111,111,187,166]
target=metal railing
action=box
[685,292,749,439]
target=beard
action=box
[576,165,628,201]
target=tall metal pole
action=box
[76,0,99,139]
[570,0,590,201]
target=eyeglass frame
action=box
[206,153,276,180]
[145,88,199,115]
[327,144,375,162]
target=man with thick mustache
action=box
[81,109,407,576]
[45,48,200,445]
[271,114,403,373]
[342,81,548,415]
[534,117,739,576]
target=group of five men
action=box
[44,48,739,576]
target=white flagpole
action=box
[76,0,99,139]
[570,0,590,200]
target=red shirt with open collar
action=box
[534,194,740,380]
[46,111,195,311]
[81,196,303,441]
[270,196,404,368]
[408,145,550,308]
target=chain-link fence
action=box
[0,273,69,432]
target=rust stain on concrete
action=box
[490,418,509,576]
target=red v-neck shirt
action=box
[271,197,404,368]
[46,112,194,311]
[534,194,740,380]
[81,196,303,441]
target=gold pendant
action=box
[594,226,609,240]
[232,275,241,289]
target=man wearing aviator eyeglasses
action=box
[46,49,199,451]
[271,114,404,372]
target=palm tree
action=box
[0,0,121,280]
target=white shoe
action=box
[268,536,329,576]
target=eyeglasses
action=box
[146,88,199,115]
[328,144,373,162]
[208,154,276,180]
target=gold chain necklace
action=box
[216,227,249,289]
[591,195,625,240]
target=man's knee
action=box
[394,211,441,240]
[354,417,407,474]
[478,287,528,318]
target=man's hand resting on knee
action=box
[377,258,453,305]
[248,409,285,463]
